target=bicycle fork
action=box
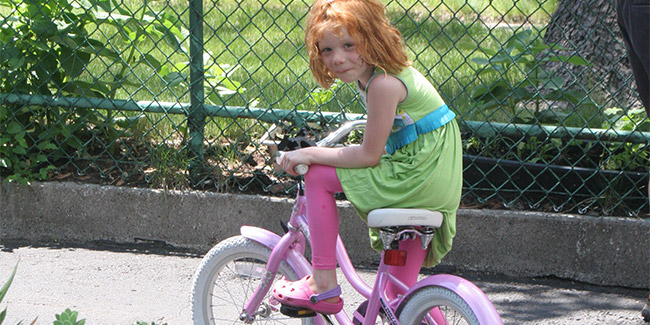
[239,228,304,323]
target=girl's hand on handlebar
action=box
[277,150,309,176]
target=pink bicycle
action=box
[191,121,502,324]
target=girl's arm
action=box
[279,74,406,174]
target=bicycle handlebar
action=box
[270,119,368,176]
[316,119,367,147]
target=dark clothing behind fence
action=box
[616,0,650,115]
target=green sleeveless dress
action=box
[336,67,463,267]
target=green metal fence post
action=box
[188,0,206,185]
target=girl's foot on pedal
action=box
[272,275,344,314]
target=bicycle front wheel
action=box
[191,235,313,324]
[397,285,480,325]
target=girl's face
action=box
[318,27,374,87]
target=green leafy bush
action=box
[0,106,56,185]
[469,29,592,124]
[0,0,248,185]
[601,107,650,171]
[0,0,120,184]
[0,0,187,184]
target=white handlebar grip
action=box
[294,164,308,175]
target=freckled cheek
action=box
[320,56,331,68]
[352,55,364,66]
[324,61,336,73]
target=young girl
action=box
[272,0,463,315]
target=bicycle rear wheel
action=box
[191,235,313,324]
[397,285,480,325]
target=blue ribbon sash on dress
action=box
[385,104,456,154]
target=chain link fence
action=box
[1,0,648,216]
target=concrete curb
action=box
[1,181,648,289]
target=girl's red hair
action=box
[305,0,410,88]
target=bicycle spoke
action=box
[201,252,301,324]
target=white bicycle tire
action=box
[191,235,314,324]
[397,285,480,325]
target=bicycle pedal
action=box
[280,304,317,318]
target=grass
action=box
[8,0,615,155]
[1,0,569,136]
[16,0,625,173]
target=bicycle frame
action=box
[237,188,492,325]
[239,187,406,324]
[236,119,502,324]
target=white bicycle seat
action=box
[367,208,443,228]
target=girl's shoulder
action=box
[367,66,412,90]
[368,71,402,88]
[370,66,414,79]
[366,70,407,102]
[369,66,423,89]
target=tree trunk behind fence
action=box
[543,0,639,111]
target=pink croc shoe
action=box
[272,275,344,315]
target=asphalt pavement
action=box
[0,242,647,325]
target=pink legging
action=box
[305,164,427,299]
